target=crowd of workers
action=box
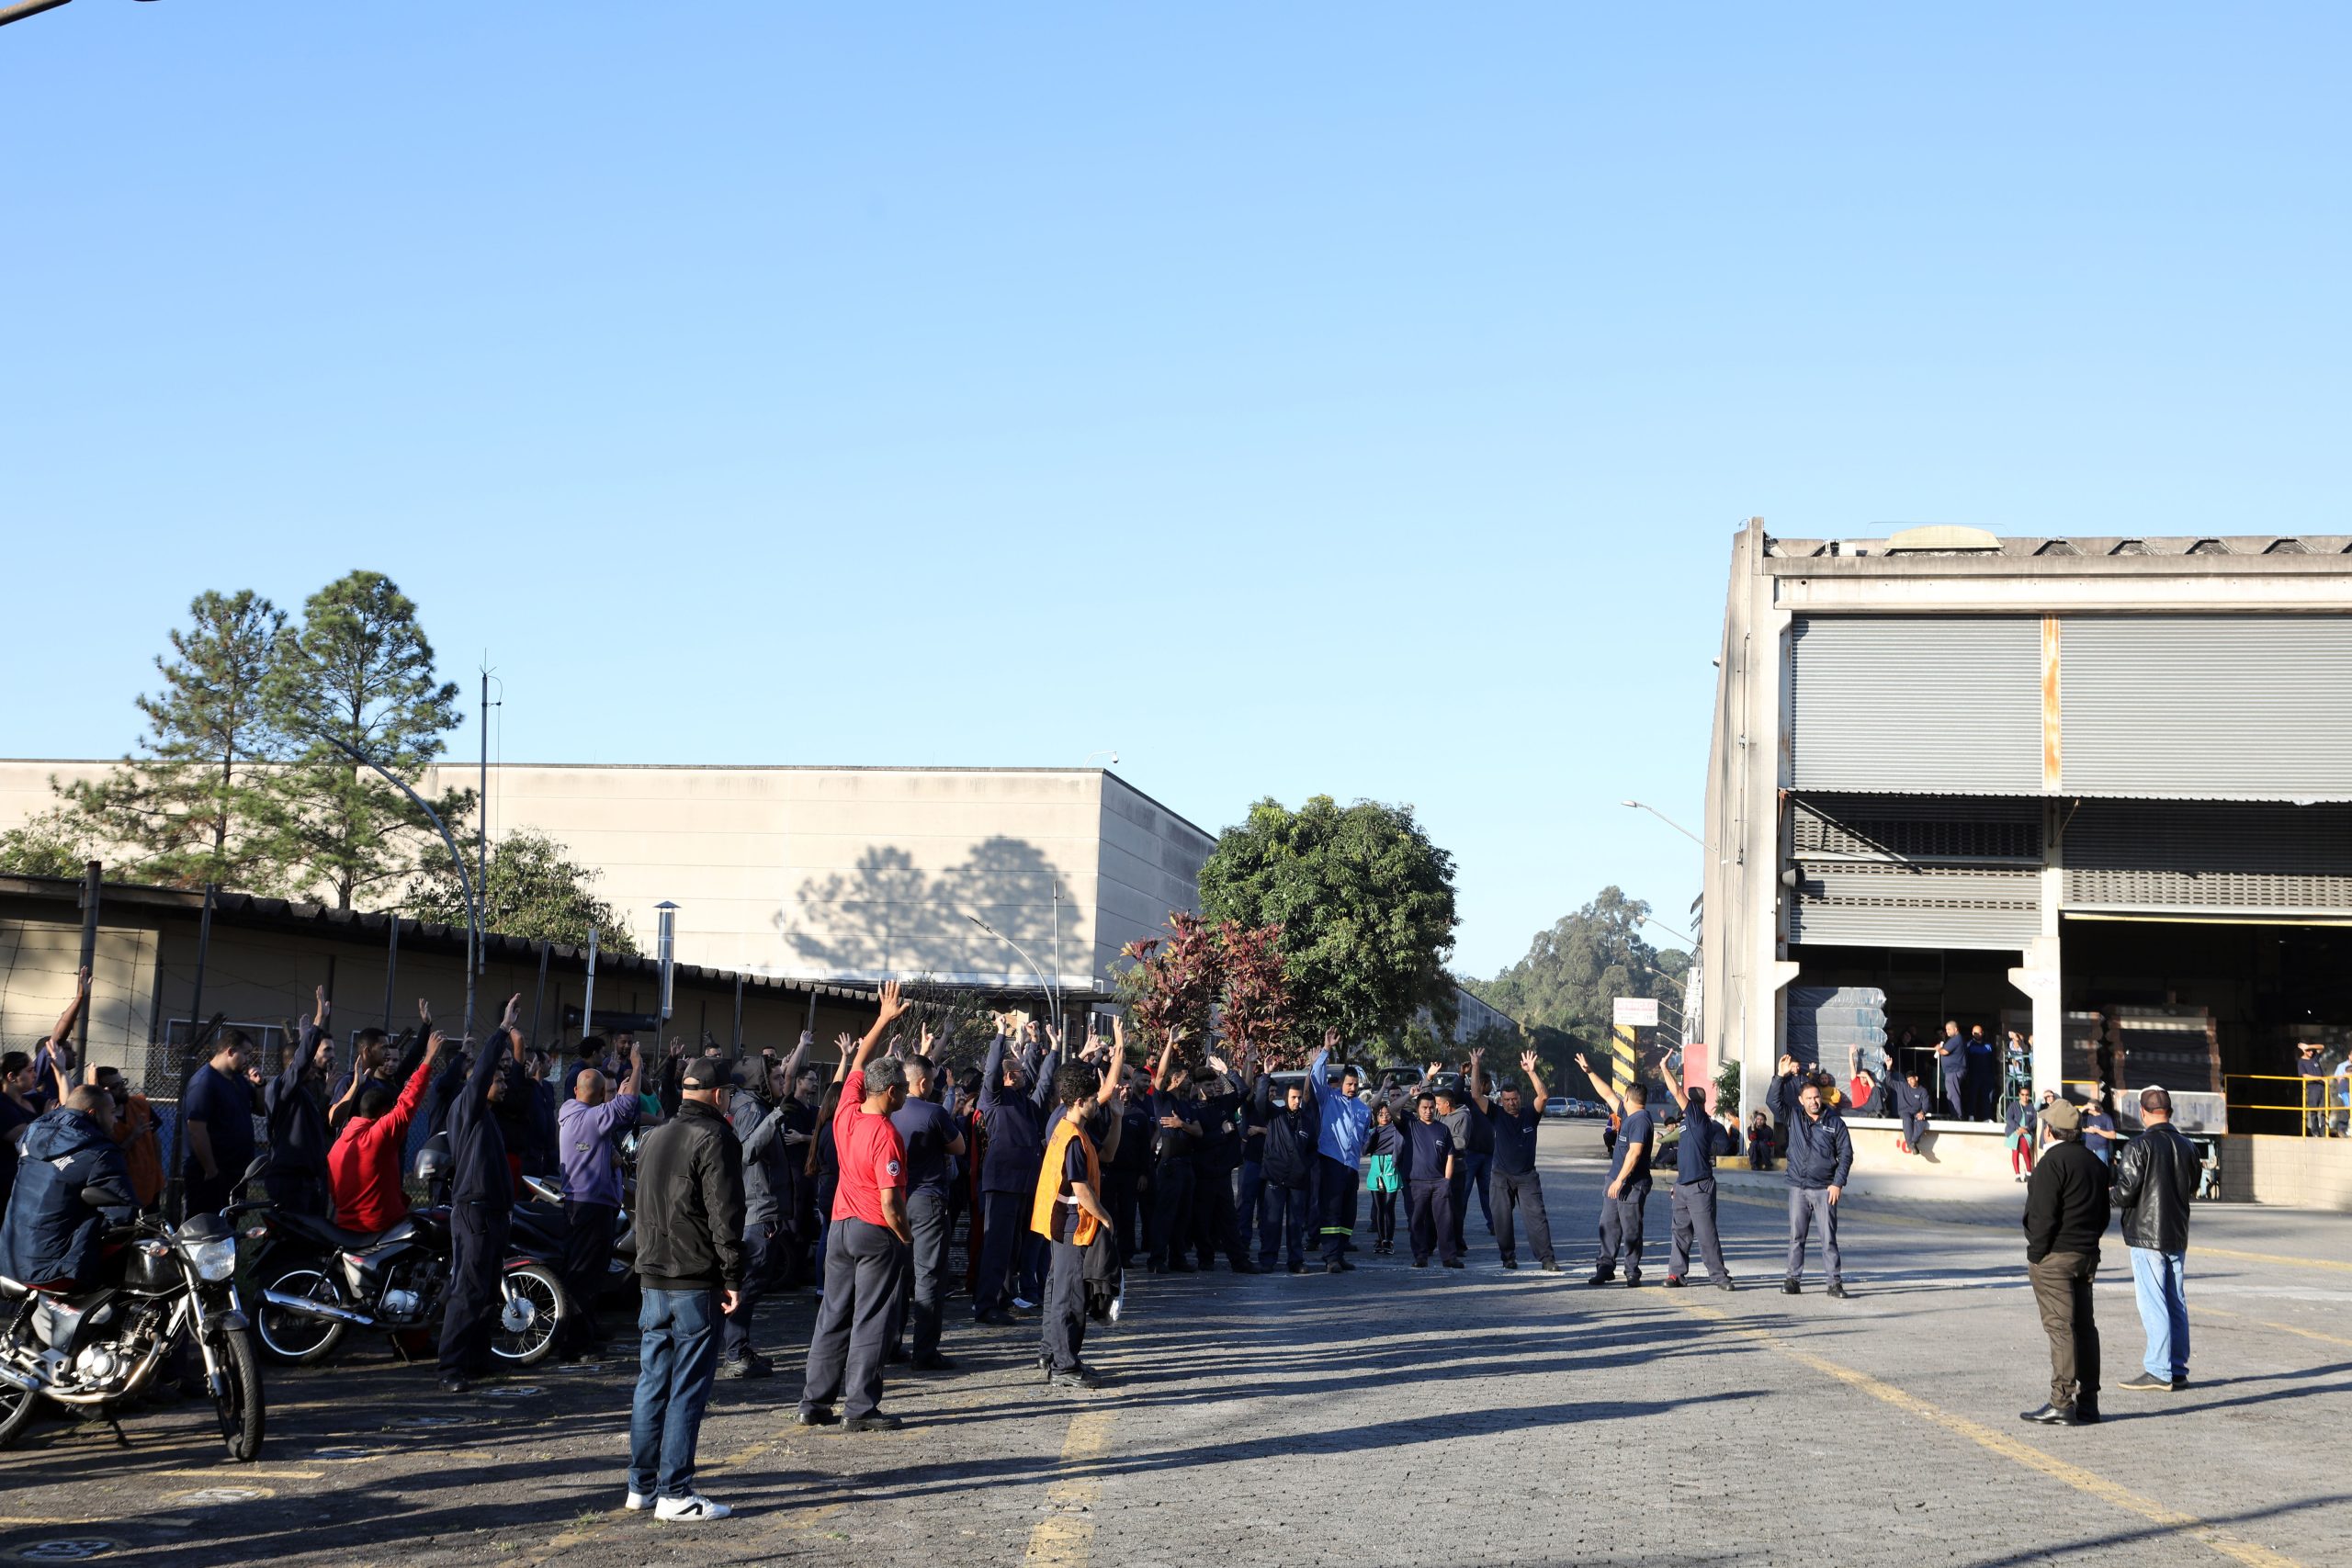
[0,971,2211,1516]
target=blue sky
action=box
[6,4,2347,977]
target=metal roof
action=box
[0,873,880,1003]
[1766,533,2352,560]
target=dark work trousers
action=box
[1406,1179,1454,1265]
[559,1200,619,1354]
[1902,1111,1929,1152]
[1592,1179,1649,1280]
[723,1222,782,1363]
[182,1168,234,1219]
[1040,1236,1090,1372]
[1103,1168,1143,1261]
[1258,1183,1308,1268]
[1786,1186,1842,1284]
[1315,1155,1361,1263]
[1940,1066,1967,1121]
[1460,1151,1494,1233]
[1489,1168,1555,1266]
[1150,1159,1195,1269]
[895,1190,949,1360]
[2029,1249,2101,1411]
[438,1199,511,1379]
[1191,1162,1247,1269]
[1371,1188,1398,1247]
[1235,1158,1265,1248]
[1668,1178,1730,1282]
[974,1190,1030,1315]
[263,1167,328,1218]
[800,1217,903,1420]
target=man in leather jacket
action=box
[2110,1086,2198,1393]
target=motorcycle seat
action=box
[277,1209,401,1252]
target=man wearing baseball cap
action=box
[2020,1098,2110,1427]
[625,1049,746,1520]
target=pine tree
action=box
[61,590,292,891]
[266,570,470,910]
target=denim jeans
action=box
[628,1286,722,1500]
[2129,1247,2189,1381]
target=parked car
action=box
[1544,1096,1572,1119]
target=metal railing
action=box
[2224,1073,2345,1137]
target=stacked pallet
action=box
[2109,1005,2224,1096]
[1786,986,1888,1084]
[2061,1010,2109,1089]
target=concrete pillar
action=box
[2010,804,2066,1099]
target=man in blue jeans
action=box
[2111,1087,2198,1393]
[1306,1029,1371,1272]
[626,1055,746,1522]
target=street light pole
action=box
[1637,913,1695,948]
[1621,799,1703,846]
[0,0,77,28]
[302,725,481,1045]
[966,914,1058,1034]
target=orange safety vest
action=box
[1029,1115,1101,1247]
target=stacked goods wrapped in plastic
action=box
[1786,987,1889,1084]
[2109,1005,2223,1095]
[2061,1011,2109,1089]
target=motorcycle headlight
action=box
[180,1235,238,1283]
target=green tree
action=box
[1464,885,1688,1043]
[403,828,639,953]
[1198,795,1460,1047]
[60,590,292,892]
[267,570,470,910]
[0,810,98,879]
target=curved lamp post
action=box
[301,725,482,1044]
[966,913,1060,1035]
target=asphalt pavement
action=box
[4,1122,2347,1568]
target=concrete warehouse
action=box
[1702,519,2352,1167]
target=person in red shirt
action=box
[329,1029,445,1233]
[796,981,913,1432]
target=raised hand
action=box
[424,1029,447,1061]
[834,1032,856,1053]
[418,998,433,1022]
[503,993,522,1029]
[315,985,331,1025]
[1324,1025,1340,1053]
[1573,1053,1591,1073]
[875,979,909,1028]
[1521,1051,1540,1078]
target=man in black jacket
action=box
[1770,1061,1854,1298]
[265,987,335,1217]
[2111,1086,2197,1393]
[2021,1099,2109,1427]
[1254,1072,1317,1273]
[626,1053,747,1522]
[437,998,522,1393]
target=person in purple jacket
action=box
[556,1038,645,1360]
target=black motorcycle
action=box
[247,1139,570,1368]
[0,1159,268,1461]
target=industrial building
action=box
[1700,520,2352,1197]
[0,762,1216,1004]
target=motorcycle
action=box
[0,1158,268,1461]
[246,1139,570,1368]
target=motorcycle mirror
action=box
[243,1153,272,1183]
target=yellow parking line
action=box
[1717,1187,2352,1274]
[2190,1303,2352,1350]
[1022,1408,1113,1566]
[1667,1296,2303,1568]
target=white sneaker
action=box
[1012,1296,1036,1311]
[655,1495,732,1522]
[626,1492,651,1511]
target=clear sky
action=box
[6,5,2348,978]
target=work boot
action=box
[1782,1279,1802,1295]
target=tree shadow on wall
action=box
[773,835,1078,986]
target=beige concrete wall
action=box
[0,915,159,1062]
[0,761,1213,992]
[2218,1134,2352,1211]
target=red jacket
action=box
[329,1065,431,1234]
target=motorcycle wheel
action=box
[210,1326,266,1461]
[254,1266,348,1365]
[490,1263,566,1365]
[0,1379,41,1450]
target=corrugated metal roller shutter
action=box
[1789,617,2044,794]
[2063,800,2352,909]
[1790,864,2042,949]
[2061,615,2352,799]
[1792,794,2042,860]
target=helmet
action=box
[413,1131,452,1187]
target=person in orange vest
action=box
[1032,1060,1116,1392]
